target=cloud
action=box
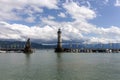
[58,12,66,18]
[1,1,120,44]
[25,16,35,23]
[24,1,120,45]
[63,2,96,21]
[0,21,57,42]
[65,0,74,3]
[103,0,109,4]
[1,18,120,44]
[0,0,58,21]
[86,1,91,8]
[48,15,55,20]
[38,2,120,43]
[115,0,120,6]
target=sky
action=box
[0,0,120,44]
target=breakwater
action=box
[62,48,120,53]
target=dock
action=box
[63,48,120,53]
[55,29,120,53]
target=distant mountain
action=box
[0,40,56,49]
[0,40,120,49]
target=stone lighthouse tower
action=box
[57,29,62,49]
[55,29,63,52]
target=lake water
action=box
[0,50,120,80]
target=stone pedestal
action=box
[24,38,33,53]
[55,48,64,52]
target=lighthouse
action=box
[57,29,62,49]
[55,29,64,52]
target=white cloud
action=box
[29,0,58,9]
[34,15,120,44]
[48,16,55,20]
[0,0,58,21]
[63,2,96,21]
[103,0,109,4]
[1,1,120,44]
[86,26,120,43]
[25,17,35,23]
[58,12,66,18]
[65,0,74,3]
[1,18,120,44]
[0,21,57,41]
[115,0,120,6]
[38,1,120,44]
[86,1,91,8]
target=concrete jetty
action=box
[55,29,120,53]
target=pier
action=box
[63,48,120,53]
[55,29,120,53]
[0,48,24,52]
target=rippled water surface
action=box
[0,50,120,80]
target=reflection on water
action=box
[25,54,31,66]
[56,53,64,80]
[56,53,62,58]
[24,53,31,72]
[0,50,120,80]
